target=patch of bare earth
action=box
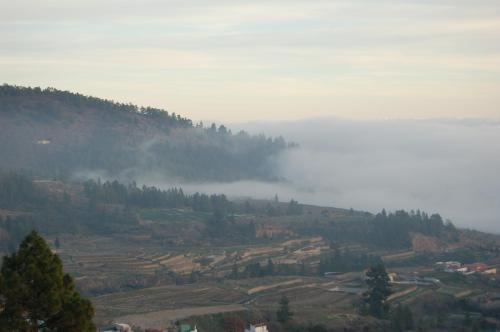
[247,278,303,295]
[410,233,446,252]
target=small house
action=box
[245,323,269,332]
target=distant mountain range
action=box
[0,84,290,182]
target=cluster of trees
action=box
[299,209,457,250]
[83,179,303,238]
[0,171,46,209]
[0,174,139,252]
[0,199,137,252]
[0,231,94,331]
[318,248,383,274]
[1,173,458,258]
[264,198,303,217]
[0,84,290,182]
[0,174,304,251]
[368,209,457,249]
[83,179,232,213]
[84,179,242,239]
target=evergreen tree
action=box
[277,295,294,323]
[0,230,95,331]
[362,264,391,319]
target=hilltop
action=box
[0,84,289,182]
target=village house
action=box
[166,324,198,332]
[436,261,497,275]
[388,272,440,285]
[435,261,468,273]
[100,323,132,332]
[465,263,488,272]
[245,323,269,332]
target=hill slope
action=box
[0,84,289,182]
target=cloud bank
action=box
[81,117,499,233]
[222,118,499,233]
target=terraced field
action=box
[51,231,499,331]
[91,269,371,328]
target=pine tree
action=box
[277,295,293,323]
[362,264,391,319]
[0,230,95,331]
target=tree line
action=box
[0,84,192,127]
[0,174,305,251]
[295,208,458,250]
[83,179,232,213]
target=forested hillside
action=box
[0,172,464,255]
[0,173,305,252]
[0,84,290,181]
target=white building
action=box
[245,323,269,332]
[101,323,132,332]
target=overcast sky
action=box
[2,0,500,121]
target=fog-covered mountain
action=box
[0,85,289,182]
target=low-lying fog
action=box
[98,118,499,233]
[229,118,500,233]
[165,118,498,233]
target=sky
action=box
[2,0,500,122]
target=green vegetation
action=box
[277,295,293,323]
[0,231,94,331]
[83,179,233,213]
[0,172,47,209]
[361,264,391,319]
[302,208,458,250]
[0,173,307,251]
[0,172,465,258]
